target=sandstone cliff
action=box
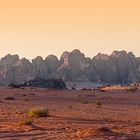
[0,50,140,85]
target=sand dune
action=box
[0,87,140,139]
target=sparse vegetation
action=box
[78,95,81,98]
[22,94,26,97]
[18,120,33,126]
[29,93,36,96]
[95,101,102,108]
[68,105,73,109]
[0,87,140,139]
[28,107,49,118]
[22,97,29,101]
[4,96,15,101]
[83,101,88,104]
[96,102,102,106]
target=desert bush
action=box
[4,96,15,101]
[78,95,81,98]
[83,101,89,104]
[95,101,102,108]
[22,97,29,101]
[19,120,33,126]
[68,105,73,109]
[29,93,36,96]
[96,102,102,106]
[28,107,49,118]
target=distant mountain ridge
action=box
[0,49,140,85]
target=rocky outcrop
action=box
[89,51,139,83]
[58,49,91,81]
[24,77,66,89]
[0,49,140,85]
[0,54,21,85]
[45,55,59,77]
[89,53,116,83]
[32,56,48,79]
[1,54,19,65]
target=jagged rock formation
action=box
[45,55,59,77]
[23,77,66,89]
[0,49,140,85]
[58,49,91,81]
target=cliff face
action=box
[58,49,91,81]
[90,51,138,83]
[0,50,140,85]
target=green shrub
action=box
[28,107,49,118]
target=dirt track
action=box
[0,87,140,140]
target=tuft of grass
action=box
[68,105,73,109]
[29,93,36,96]
[28,107,49,118]
[22,94,26,97]
[78,95,81,98]
[4,96,15,101]
[83,101,89,104]
[95,101,102,108]
[22,97,29,101]
[18,120,33,126]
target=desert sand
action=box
[0,87,140,140]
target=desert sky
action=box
[0,0,140,59]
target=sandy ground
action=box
[0,87,140,140]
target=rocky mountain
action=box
[0,50,140,85]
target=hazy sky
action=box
[0,0,140,59]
